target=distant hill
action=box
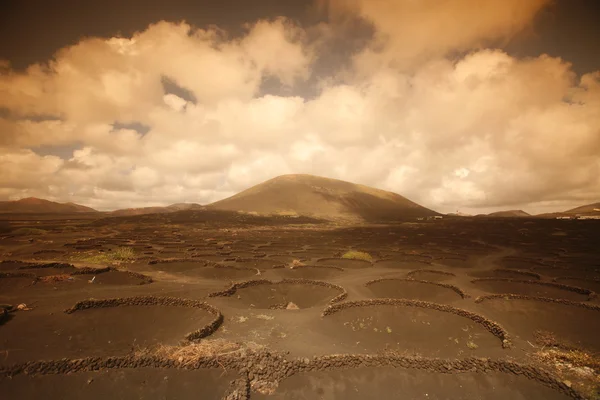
[207,174,438,222]
[536,201,600,218]
[109,203,203,216]
[564,202,600,215]
[0,197,98,213]
[486,210,531,218]
[446,211,472,217]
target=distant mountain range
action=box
[108,203,203,216]
[0,176,598,222]
[564,202,600,215]
[485,210,531,218]
[0,198,202,216]
[0,197,98,214]
[472,203,600,218]
[537,202,600,218]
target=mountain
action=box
[536,202,600,218]
[0,197,98,213]
[564,202,600,215]
[109,203,203,216]
[165,203,204,212]
[207,174,438,222]
[486,210,531,218]
[446,211,472,217]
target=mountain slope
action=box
[109,203,203,216]
[536,202,600,218]
[207,174,438,222]
[487,210,531,218]
[0,198,98,213]
[564,202,600,215]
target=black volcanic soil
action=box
[476,297,600,353]
[317,304,500,356]
[254,368,572,400]
[471,279,590,301]
[407,269,455,281]
[0,215,598,399]
[1,368,238,399]
[193,265,259,280]
[273,266,344,280]
[366,279,464,302]
[216,282,342,309]
[0,305,214,365]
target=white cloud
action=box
[0,5,599,214]
[163,94,187,112]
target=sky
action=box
[1,0,599,214]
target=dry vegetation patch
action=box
[136,339,248,367]
[530,330,600,399]
[38,274,73,283]
[341,250,373,263]
[72,247,136,265]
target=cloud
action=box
[0,5,599,214]
[323,0,550,72]
[0,19,311,122]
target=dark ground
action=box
[0,213,599,399]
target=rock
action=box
[286,302,300,310]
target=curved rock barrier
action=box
[553,276,600,284]
[64,296,223,342]
[71,267,153,285]
[0,271,37,279]
[406,269,455,278]
[70,266,112,275]
[273,265,345,280]
[0,260,35,268]
[231,258,285,268]
[501,256,547,268]
[17,262,74,270]
[0,267,153,285]
[209,279,348,304]
[0,352,584,399]
[291,265,344,272]
[148,258,203,265]
[322,299,510,348]
[365,278,469,299]
[474,294,600,312]
[471,278,596,300]
[493,268,542,280]
[375,258,433,268]
[317,257,373,268]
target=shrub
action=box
[342,250,373,263]
[74,247,136,265]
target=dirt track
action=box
[0,215,599,399]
